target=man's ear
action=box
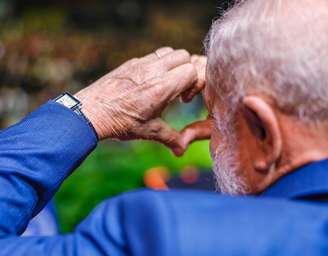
[243,96,282,174]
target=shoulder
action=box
[112,188,328,217]
[108,189,328,256]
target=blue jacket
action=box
[0,101,328,255]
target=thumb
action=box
[152,118,213,156]
[131,118,187,157]
[179,118,212,149]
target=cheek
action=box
[209,131,220,159]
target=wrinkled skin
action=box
[76,47,209,156]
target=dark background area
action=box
[0,0,232,232]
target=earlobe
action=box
[243,96,282,174]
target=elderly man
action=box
[1,0,328,255]
[193,0,328,196]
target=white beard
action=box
[212,109,249,195]
[213,139,249,195]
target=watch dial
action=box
[56,94,79,109]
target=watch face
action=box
[56,94,79,109]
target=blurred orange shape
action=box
[144,166,170,190]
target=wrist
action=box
[54,92,99,140]
[74,92,105,140]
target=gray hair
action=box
[205,0,328,121]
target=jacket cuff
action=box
[21,100,98,213]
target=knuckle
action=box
[158,46,173,52]
[191,55,198,61]
[125,57,139,66]
[177,49,191,59]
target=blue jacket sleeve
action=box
[0,101,97,235]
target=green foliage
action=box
[55,140,211,233]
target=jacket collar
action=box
[261,159,328,199]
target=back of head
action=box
[204,0,328,195]
[206,0,328,121]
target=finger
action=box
[191,54,207,64]
[140,47,174,63]
[191,55,207,83]
[180,119,212,148]
[181,55,207,102]
[155,49,191,71]
[132,118,187,157]
[155,63,197,102]
[181,79,206,102]
[190,55,199,63]
[121,57,140,66]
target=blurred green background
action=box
[0,0,232,232]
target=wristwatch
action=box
[54,92,98,139]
